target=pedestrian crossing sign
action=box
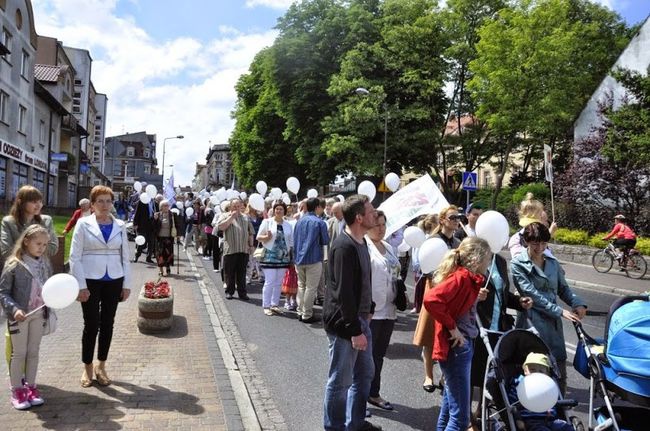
[462,171,477,191]
[378,180,390,193]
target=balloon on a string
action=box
[184,200,192,207]
[145,184,157,199]
[249,193,265,212]
[210,196,220,205]
[307,189,318,198]
[256,181,268,196]
[42,274,79,309]
[398,241,411,253]
[516,373,559,413]
[176,201,183,209]
[220,201,230,211]
[175,187,181,194]
[133,181,143,192]
[337,194,345,202]
[270,187,282,200]
[476,210,510,253]
[240,192,247,200]
[286,177,300,194]
[139,193,151,204]
[226,189,239,200]
[385,172,401,192]
[216,188,227,201]
[171,208,180,215]
[404,226,426,248]
[418,238,449,273]
[357,181,376,202]
[185,207,194,217]
[135,235,146,246]
[282,195,291,205]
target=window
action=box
[144,150,149,158]
[74,79,82,86]
[73,92,81,98]
[48,175,55,206]
[68,183,76,206]
[11,162,28,200]
[33,170,45,195]
[126,147,134,157]
[0,91,8,124]
[0,157,6,200]
[126,161,135,176]
[20,49,29,79]
[144,165,151,174]
[73,106,80,113]
[18,105,27,133]
[1,28,11,62]
[39,120,46,147]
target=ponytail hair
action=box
[434,237,491,284]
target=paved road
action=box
[199,256,647,430]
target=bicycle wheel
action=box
[592,250,613,273]
[625,255,647,279]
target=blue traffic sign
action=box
[462,171,477,191]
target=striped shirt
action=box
[217,212,254,255]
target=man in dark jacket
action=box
[133,197,157,263]
[323,194,381,431]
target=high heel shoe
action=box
[94,366,111,386]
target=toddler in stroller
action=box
[506,352,574,431]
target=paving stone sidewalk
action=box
[0,247,243,431]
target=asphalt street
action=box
[200,258,647,430]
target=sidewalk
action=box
[0,245,244,431]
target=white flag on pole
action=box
[543,144,554,183]
[164,172,176,207]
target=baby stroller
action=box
[573,294,650,431]
[479,326,582,431]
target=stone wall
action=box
[551,242,649,266]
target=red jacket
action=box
[603,223,636,240]
[64,209,93,233]
[423,267,485,361]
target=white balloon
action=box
[357,180,376,202]
[210,196,220,205]
[42,274,79,309]
[227,189,239,200]
[256,181,268,196]
[404,226,426,248]
[139,193,151,204]
[385,172,401,192]
[398,240,411,253]
[286,177,300,194]
[216,188,227,201]
[176,201,184,209]
[307,188,318,198]
[135,235,146,246]
[270,187,282,200]
[282,195,291,205]
[337,194,345,202]
[249,193,265,212]
[171,208,180,215]
[418,237,449,273]
[184,200,191,207]
[516,373,560,413]
[145,184,157,199]
[185,207,195,217]
[239,192,247,200]
[476,210,510,253]
[220,201,230,212]
[175,187,181,194]
[133,181,143,192]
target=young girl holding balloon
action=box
[0,225,53,410]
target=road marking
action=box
[186,250,262,431]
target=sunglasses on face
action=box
[448,215,462,221]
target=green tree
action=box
[468,0,629,207]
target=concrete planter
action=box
[137,285,174,332]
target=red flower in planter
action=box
[143,279,171,299]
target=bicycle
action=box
[592,242,647,279]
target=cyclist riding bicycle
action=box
[602,214,637,265]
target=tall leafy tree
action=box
[468,0,629,207]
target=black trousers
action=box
[223,253,248,296]
[204,235,214,257]
[81,278,124,364]
[135,230,155,259]
[212,237,222,270]
[369,319,395,398]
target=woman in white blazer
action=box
[256,201,293,315]
[69,186,131,388]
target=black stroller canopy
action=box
[493,329,558,382]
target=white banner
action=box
[543,144,553,183]
[378,174,449,239]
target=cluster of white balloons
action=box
[356,172,402,202]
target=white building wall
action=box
[574,18,650,141]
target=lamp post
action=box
[162,135,184,188]
[355,87,388,182]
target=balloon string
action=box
[23,305,45,318]
[482,254,496,290]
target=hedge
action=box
[553,229,650,256]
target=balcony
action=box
[61,114,78,133]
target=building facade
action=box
[104,131,160,194]
[205,143,234,190]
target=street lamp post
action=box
[162,135,184,187]
[355,87,388,181]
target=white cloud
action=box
[31,0,278,186]
[245,0,296,9]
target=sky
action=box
[31,0,650,187]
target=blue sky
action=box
[31,0,650,187]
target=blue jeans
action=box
[324,318,374,431]
[437,340,474,431]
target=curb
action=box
[565,277,641,297]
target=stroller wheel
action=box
[570,416,585,431]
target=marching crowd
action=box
[0,183,639,431]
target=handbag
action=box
[204,225,213,235]
[42,307,57,336]
[253,244,266,260]
[393,279,408,311]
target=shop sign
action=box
[0,139,49,172]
